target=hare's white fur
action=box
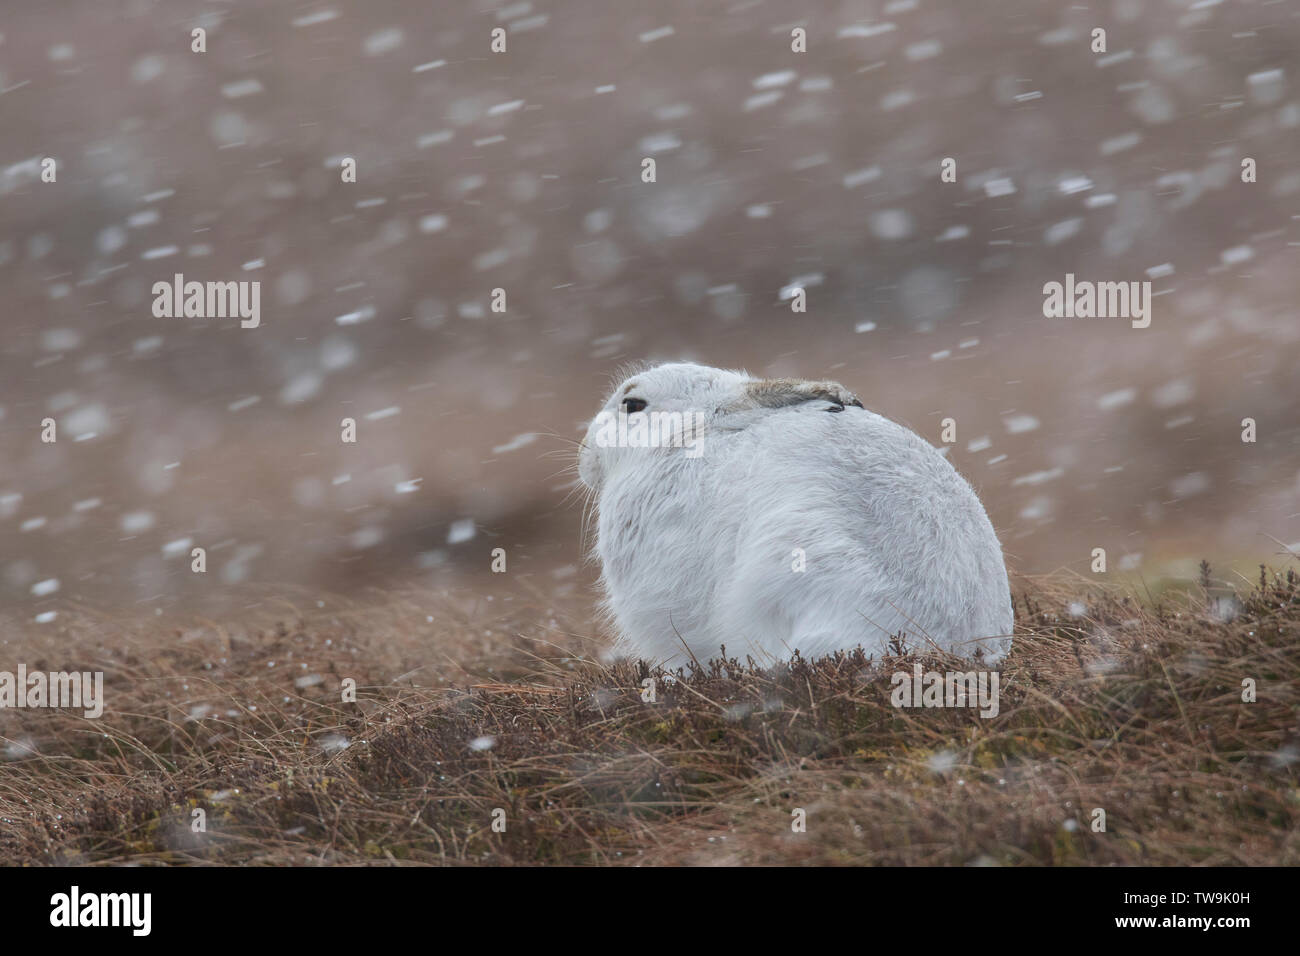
[578,362,1013,667]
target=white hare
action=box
[578,362,1013,667]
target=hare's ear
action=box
[723,378,864,413]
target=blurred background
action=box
[2,0,1298,619]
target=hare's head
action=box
[578,362,745,490]
[577,362,863,490]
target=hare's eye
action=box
[622,397,648,414]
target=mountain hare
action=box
[578,362,1014,667]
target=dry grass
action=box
[1,566,1297,866]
